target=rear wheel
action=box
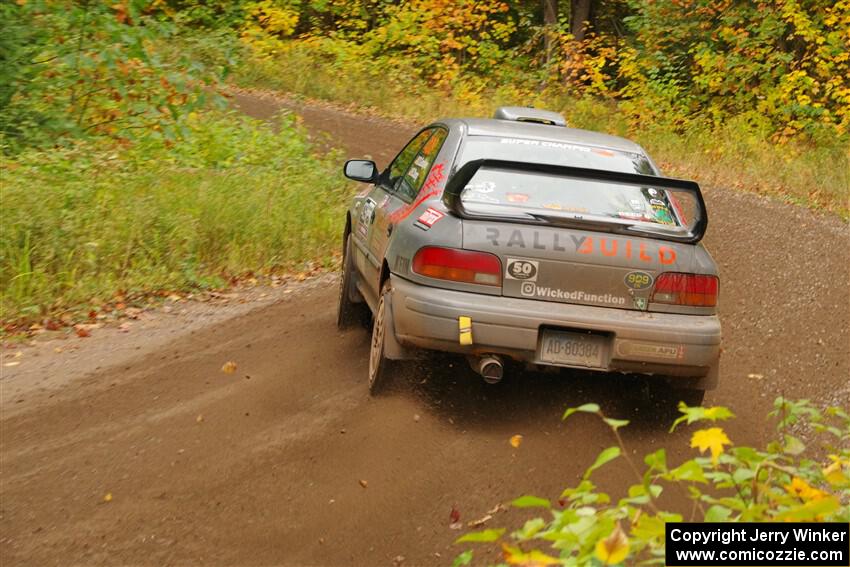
[368,281,395,395]
[337,236,369,330]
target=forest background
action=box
[2,0,848,323]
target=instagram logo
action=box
[520,282,536,297]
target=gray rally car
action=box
[339,106,720,404]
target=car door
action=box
[358,128,436,298]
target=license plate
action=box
[538,330,607,369]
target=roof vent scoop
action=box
[494,106,567,127]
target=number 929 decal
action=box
[624,270,653,290]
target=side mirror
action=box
[344,159,378,183]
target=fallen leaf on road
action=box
[3,361,21,367]
[196,414,204,423]
[747,373,764,380]
[76,327,91,338]
[449,522,463,530]
[359,479,368,488]
[221,361,237,374]
[467,514,492,528]
[392,555,405,566]
[486,503,506,515]
[449,505,460,524]
[509,434,523,448]
[103,493,113,503]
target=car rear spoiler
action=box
[442,159,709,244]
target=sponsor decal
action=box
[624,271,654,290]
[633,297,648,310]
[506,193,529,203]
[357,198,377,237]
[621,342,685,360]
[483,227,677,265]
[542,203,590,213]
[408,168,420,181]
[617,211,653,221]
[415,207,445,230]
[414,155,428,168]
[505,258,538,281]
[629,198,644,211]
[499,138,594,153]
[652,203,675,225]
[387,163,446,223]
[591,148,616,157]
[520,282,626,306]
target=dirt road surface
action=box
[2,91,848,566]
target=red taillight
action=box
[651,272,718,307]
[412,246,502,286]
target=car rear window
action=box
[460,136,655,174]
[457,137,686,228]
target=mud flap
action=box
[696,362,720,391]
[383,288,415,361]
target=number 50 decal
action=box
[506,258,539,282]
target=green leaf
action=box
[783,434,806,455]
[512,495,552,509]
[452,550,473,567]
[603,417,630,430]
[775,496,840,522]
[563,403,600,420]
[731,467,755,484]
[670,404,735,432]
[455,528,506,544]
[668,460,707,483]
[513,517,547,540]
[644,448,668,472]
[704,505,732,522]
[583,446,621,480]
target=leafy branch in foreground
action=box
[454,398,850,566]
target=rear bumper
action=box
[390,275,721,386]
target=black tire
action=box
[368,281,395,395]
[337,236,369,330]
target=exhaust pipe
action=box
[477,355,504,384]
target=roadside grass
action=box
[1,110,350,327]
[236,43,849,219]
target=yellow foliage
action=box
[690,427,731,465]
[594,523,630,565]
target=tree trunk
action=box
[542,0,558,65]
[570,0,592,41]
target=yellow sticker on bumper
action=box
[458,316,473,346]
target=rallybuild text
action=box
[666,523,850,567]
